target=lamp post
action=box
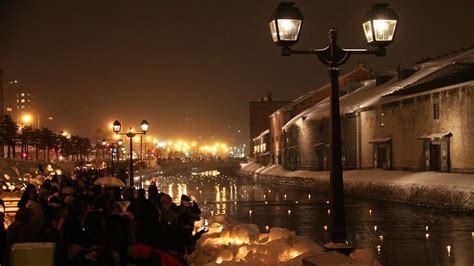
[102,139,123,176]
[101,139,107,159]
[107,139,123,176]
[112,120,149,187]
[100,139,108,173]
[140,135,143,167]
[119,139,125,161]
[143,136,153,168]
[269,2,398,247]
[117,139,123,162]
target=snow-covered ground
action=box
[189,215,378,265]
[241,163,474,211]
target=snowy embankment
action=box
[189,215,378,265]
[241,163,474,212]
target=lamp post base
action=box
[323,242,354,256]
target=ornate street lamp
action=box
[139,120,149,166]
[269,2,398,250]
[113,120,122,133]
[269,2,303,47]
[113,120,149,187]
[140,120,149,133]
[362,4,399,48]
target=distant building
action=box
[252,129,270,164]
[248,92,289,157]
[229,144,247,159]
[4,81,37,127]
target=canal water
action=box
[150,171,474,266]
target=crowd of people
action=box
[0,169,206,266]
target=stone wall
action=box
[286,115,358,171]
[249,100,289,156]
[360,83,474,172]
[242,170,473,212]
[341,115,358,169]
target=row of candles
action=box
[158,174,472,259]
[239,207,464,258]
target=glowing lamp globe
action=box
[140,120,149,133]
[269,2,304,47]
[113,120,122,133]
[362,3,399,47]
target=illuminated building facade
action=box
[4,81,37,127]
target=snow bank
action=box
[189,215,326,265]
[241,163,474,212]
[240,162,265,173]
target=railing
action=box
[3,197,20,213]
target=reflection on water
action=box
[149,172,474,266]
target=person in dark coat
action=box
[3,208,32,266]
[41,207,68,266]
[164,210,204,264]
[0,212,7,264]
[106,202,133,266]
[147,184,159,208]
[17,184,37,208]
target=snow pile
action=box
[240,162,265,173]
[189,216,324,265]
[241,163,474,211]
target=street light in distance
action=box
[112,119,149,187]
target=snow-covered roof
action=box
[282,48,474,130]
[377,80,474,107]
[270,65,370,117]
[252,129,270,141]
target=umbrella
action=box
[94,176,126,187]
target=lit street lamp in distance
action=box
[21,113,33,125]
[60,130,71,139]
[269,2,398,251]
[112,119,149,187]
[101,138,123,176]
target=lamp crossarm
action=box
[281,29,386,67]
[115,131,147,138]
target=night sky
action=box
[0,0,472,144]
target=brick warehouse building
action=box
[282,48,474,173]
[252,129,270,165]
[248,92,289,157]
[269,63,372,167]
[359,50,474,173]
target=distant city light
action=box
[21,113,32,124]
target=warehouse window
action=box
[433,102,440,120]
[380,112,385,127]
